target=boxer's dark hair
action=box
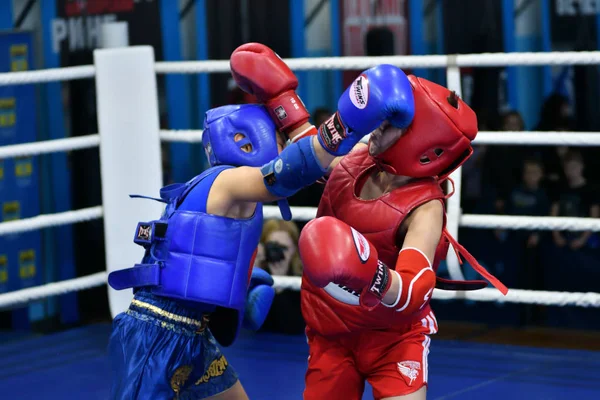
[447,91,459,108]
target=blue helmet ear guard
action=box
[202,103,292,221]
[202,104,279,168]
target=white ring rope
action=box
[263,205,316,221]
[1,51,597,87]
[460,215,600,231]
[0,135,100,158]
[460,214,600,232]
[155,51,600,74]
[263,206,600,231]
[0,207,103,236]
[0,51,600,85]
[1,273,598,310]
[159,130,204,143]
[158,130,600,146]
[1,131,599,160]
[0,65,95,86]
[155,60,231,74]
[430,287,600,307]
[473,131,600,146]
[1,200,599,238]
[1,206,597,235]
[0,272,107,310]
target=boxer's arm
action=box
[401,200,444,262]
[381,200,443,312]
[207,123,335,214]
[327,143,368,174]
[293,109,368,174]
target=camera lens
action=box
[265,241,287,263]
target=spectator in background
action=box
[550,150,600,251]
[485,110,526,217]
[535,93,572,132]
[506,158,550,316]
[256,219,305,334]
[507,158,550,247]
[461,113,490,213]
[541,149,600,333]
[502,110,526,132]
[538,120,573,200]
[534,94,575,197]
[503,157,550,324]
[544,150,600,328]
[256,219,302,276]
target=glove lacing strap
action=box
[443,228,509,295]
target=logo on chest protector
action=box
[136,224,152,241]
[368,260,389,297]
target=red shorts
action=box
[304,310,438,400]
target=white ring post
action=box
[444,61,466,281]
[94,46,164,318]
[101,21,129,48]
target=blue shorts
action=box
[108,291,239,399]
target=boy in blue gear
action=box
[107,43,415,400]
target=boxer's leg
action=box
[205,381,248,400]
[108,291,240,400]
[363,312,437,400]
[304,330,364,400]
[178,328,241,400]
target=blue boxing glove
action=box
[243,267,276,331]
[318,64,415,156]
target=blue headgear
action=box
[203,104,279,167]
[202,104,292,221]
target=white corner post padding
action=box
[101,21,130,49]
[94,46,164,318]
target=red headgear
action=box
[373,76,478,179]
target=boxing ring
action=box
[1,47,600,399]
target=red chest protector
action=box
[318,148,449,269]
[301,148,503,336]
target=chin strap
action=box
[438,228,509,295]
[443,177,455,199]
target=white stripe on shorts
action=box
[422,334,431,383]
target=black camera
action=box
[264,241,288,263]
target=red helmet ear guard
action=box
[373,76,478,179]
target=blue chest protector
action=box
[108,165,263,346]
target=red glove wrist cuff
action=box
[265,91,310,134]
[359,260,392,310]
[394,248,436,313]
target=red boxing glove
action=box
[299,216,392,310]
[230,43,310,135]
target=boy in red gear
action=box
[299,76,508,400]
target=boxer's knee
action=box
[205,380,248,400]
[380,385,427,400]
